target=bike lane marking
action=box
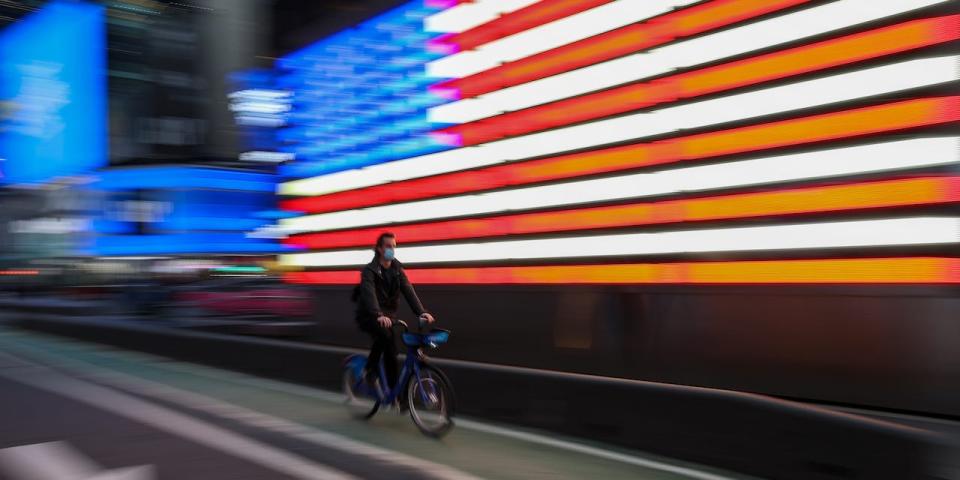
[0,352,357,480]
[0,441,155,480]
[0,338,487,480]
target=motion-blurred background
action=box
[1,1,960,478]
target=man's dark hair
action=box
[373,232,396,258]
[376,232,396,249]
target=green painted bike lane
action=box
[0,327,744,480]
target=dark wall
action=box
[308,285,960,417]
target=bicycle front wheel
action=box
[407,365,455,437]
[343,362,380,419]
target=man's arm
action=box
[359,268,383,318]
[399,267,427,317]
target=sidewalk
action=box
[0,295,122,315]
[0,295,313,337]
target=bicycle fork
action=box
[411,359,440,408]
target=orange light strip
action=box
[285,258,960,285]
[282,96,960,215]
[433,0,812,99]
[433,0,615,53]
[439,15,960,146]
[0,270,40,276]
[285,177,960,250]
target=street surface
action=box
[0,326,739,480]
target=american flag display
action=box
[276,0,960,285]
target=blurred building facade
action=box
[0,0,284,272]
[106,0,272,166]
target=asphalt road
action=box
[0,326,740,480]
[0,374,306,480]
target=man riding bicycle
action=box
[354,232,434,390]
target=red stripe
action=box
[282,97,960,214]
[433,0,614,53]
[284,258,960,285]
[284,177,960,250]
[432,0,813,99]
[437,15,960,146]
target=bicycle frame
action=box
[372,342,434,405]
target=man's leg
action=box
[366,328,386,384]
[364,325,399,386]
[381,328,399,390]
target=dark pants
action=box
[358,318,399,389]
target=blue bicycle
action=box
[342,320,456,437]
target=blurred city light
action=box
[0,0,958,478]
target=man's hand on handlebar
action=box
[376,314,433,329]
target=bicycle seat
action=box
[402,328,451,347]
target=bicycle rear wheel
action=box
[407,365,455,437]
[343,361,380,419]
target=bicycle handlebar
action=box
[393,317,430,330]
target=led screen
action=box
[89,167,286,256]
[276,0,960,285]
[0,1,106,185]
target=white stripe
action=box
[0,355,358,480]
[429,0,951,123]
[279,137,960,233]
[281,217,960,267]
[424,0,543,33]
[0,442,154,480]
[426,0,696,78]
[0,442,101,480]
[280,54,958,201]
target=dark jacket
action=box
[355,258,427,322]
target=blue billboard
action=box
[88,166,293,256]
[0,1,106,185]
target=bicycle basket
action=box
[402,329,450,347]
[426,329,450,345]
